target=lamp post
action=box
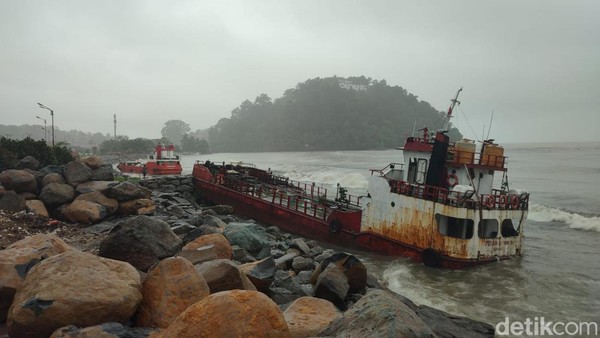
[35,116,47,142]
[37,103,54,148]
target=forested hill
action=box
[208,76,462,152]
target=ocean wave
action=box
[528,204,600,232]
[282,169,368,189]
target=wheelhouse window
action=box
[436,214,474,239]
[478,219,499,238]
[408,158,428,184]
[501,219,520,237]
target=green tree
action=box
[161,120,191,147]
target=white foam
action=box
[528,204,600,232]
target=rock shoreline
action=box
[0,156,494,337]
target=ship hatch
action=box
[435,214,473,239]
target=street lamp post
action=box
[35,116,47,142]
[37,103,54,148]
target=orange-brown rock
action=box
[80,156,103,170]
[0,169,37,193]
[182,233,232,260]
[117,198,156,215]
[75,191,118,216]
[50,322,157,338]
[157,290,289,338]
[284,297,342,337]
[136,257,210,328]
[7,251,142,338]
[25,199,49,217]
[62,200,107,224]
[41,173,65,187]
[0,234,72,322]
[195,259,256,293]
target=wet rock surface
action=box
[0,165,495,338]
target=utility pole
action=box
[37,103,54,148]
[113,114,117,139]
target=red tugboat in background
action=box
[117,144,182,176]
[192,89,529,268]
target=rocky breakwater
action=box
[0,168,495,337]
[0,155,156,224]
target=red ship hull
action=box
[117,161,182,175]
[192,164,499,269]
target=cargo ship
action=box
[117,144,182,176]
[192,89,529,268]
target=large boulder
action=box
[98,215,181,271]
[311,252,367,294]
[319,289,436,337]
[176,245,219,265]
[7,250,142,338]
[0,234,72,323]
[75,181,118,195]
[50,322,156,338]
[182,233,232,260]
[63,161,93,186]
[117,198,156,215]
[41,173,65,187]
[79,156,103,170]
[109,182,151,202]
[25,199,49,217]
[157,290,289,338]
[91,164,115,181]
[39,183,76,208]
[61,200,107,225]
[284,297,342,338]
[240,257,276,293]
[75,191,118,216]
[292,256,314,273]
[416,305,495,338]
[38,165,63,177]
[136,257,210,329]
[223,222,271,257]
[313,264,349,309]
[0,190,26,212]
[15,156,40,170]
[0,169,38,193]
[195,259,257,293]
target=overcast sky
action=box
[1,0,598,143]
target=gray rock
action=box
[90,164,115,181]
[0,190,26,212]
[309,246,324,257]
[319,289,436,337]
[292,256,314,273]
[203,214,227,228]
[296,270,313,284]
[15,156,39,170]
[98,215,181,272]
[63,161,93,186]
[232,246,256,263]
[416,305,495,338]
[39,183,75,208]
[223,222,270,256]
[204,204,234,215]
[313,264,349,309]
[109,181,151,202]
[289,238,311,255]
[195,259,256,293]
[170,221,196,235]
[38,165,63,177]
[75,181,118,195]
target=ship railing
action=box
[389,180,528,210]
[369,162,405,176]
[222,176,331,220]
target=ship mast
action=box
[442,87,462,131]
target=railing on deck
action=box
[219,176,333,221]
[388,180,528,211]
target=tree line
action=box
[208,76,462,152]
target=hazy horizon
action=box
[1,1,598,144]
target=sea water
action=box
[180,142,600,325]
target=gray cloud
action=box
[1,0,598,143]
